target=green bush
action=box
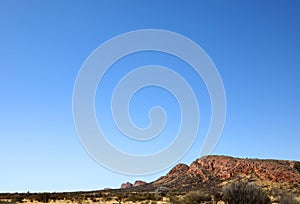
[223,181,271,204]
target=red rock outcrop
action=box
[120,182,133,189]
[167,163,189,176]
[133,180,147,187]
[151,155,300,189]
[187,155,300,183]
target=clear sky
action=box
[0,0,299,193]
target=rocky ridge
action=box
[150,155,300,191]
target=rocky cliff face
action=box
[151,155,300,191]
[188,155,300,182]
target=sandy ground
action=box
[16,199,227,204]
[20,200,173,204]
[20,200,170,204]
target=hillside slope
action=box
[150,155,300,193]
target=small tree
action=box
[223,181,270,204]
[155,187,169,197]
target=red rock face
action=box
[120,182,133,189]
[133,180,147,187]
[120,180,147,189]
[152,155,300,188]
[187,156,300,183]
[166,163,189,176]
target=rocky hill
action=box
[150,155,300,193]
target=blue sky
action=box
[0,0,300,192]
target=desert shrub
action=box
[35,193,50,203]
[280,192,299,204]
[10,194,24,203]
[167,192,180,204]
[101,193,112,201]
[223,181,271,204]
[125,192,155,202]
[155,187,169,197]
[181,191,210,204]
[0,201,16,204]
[167,191,210,204]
